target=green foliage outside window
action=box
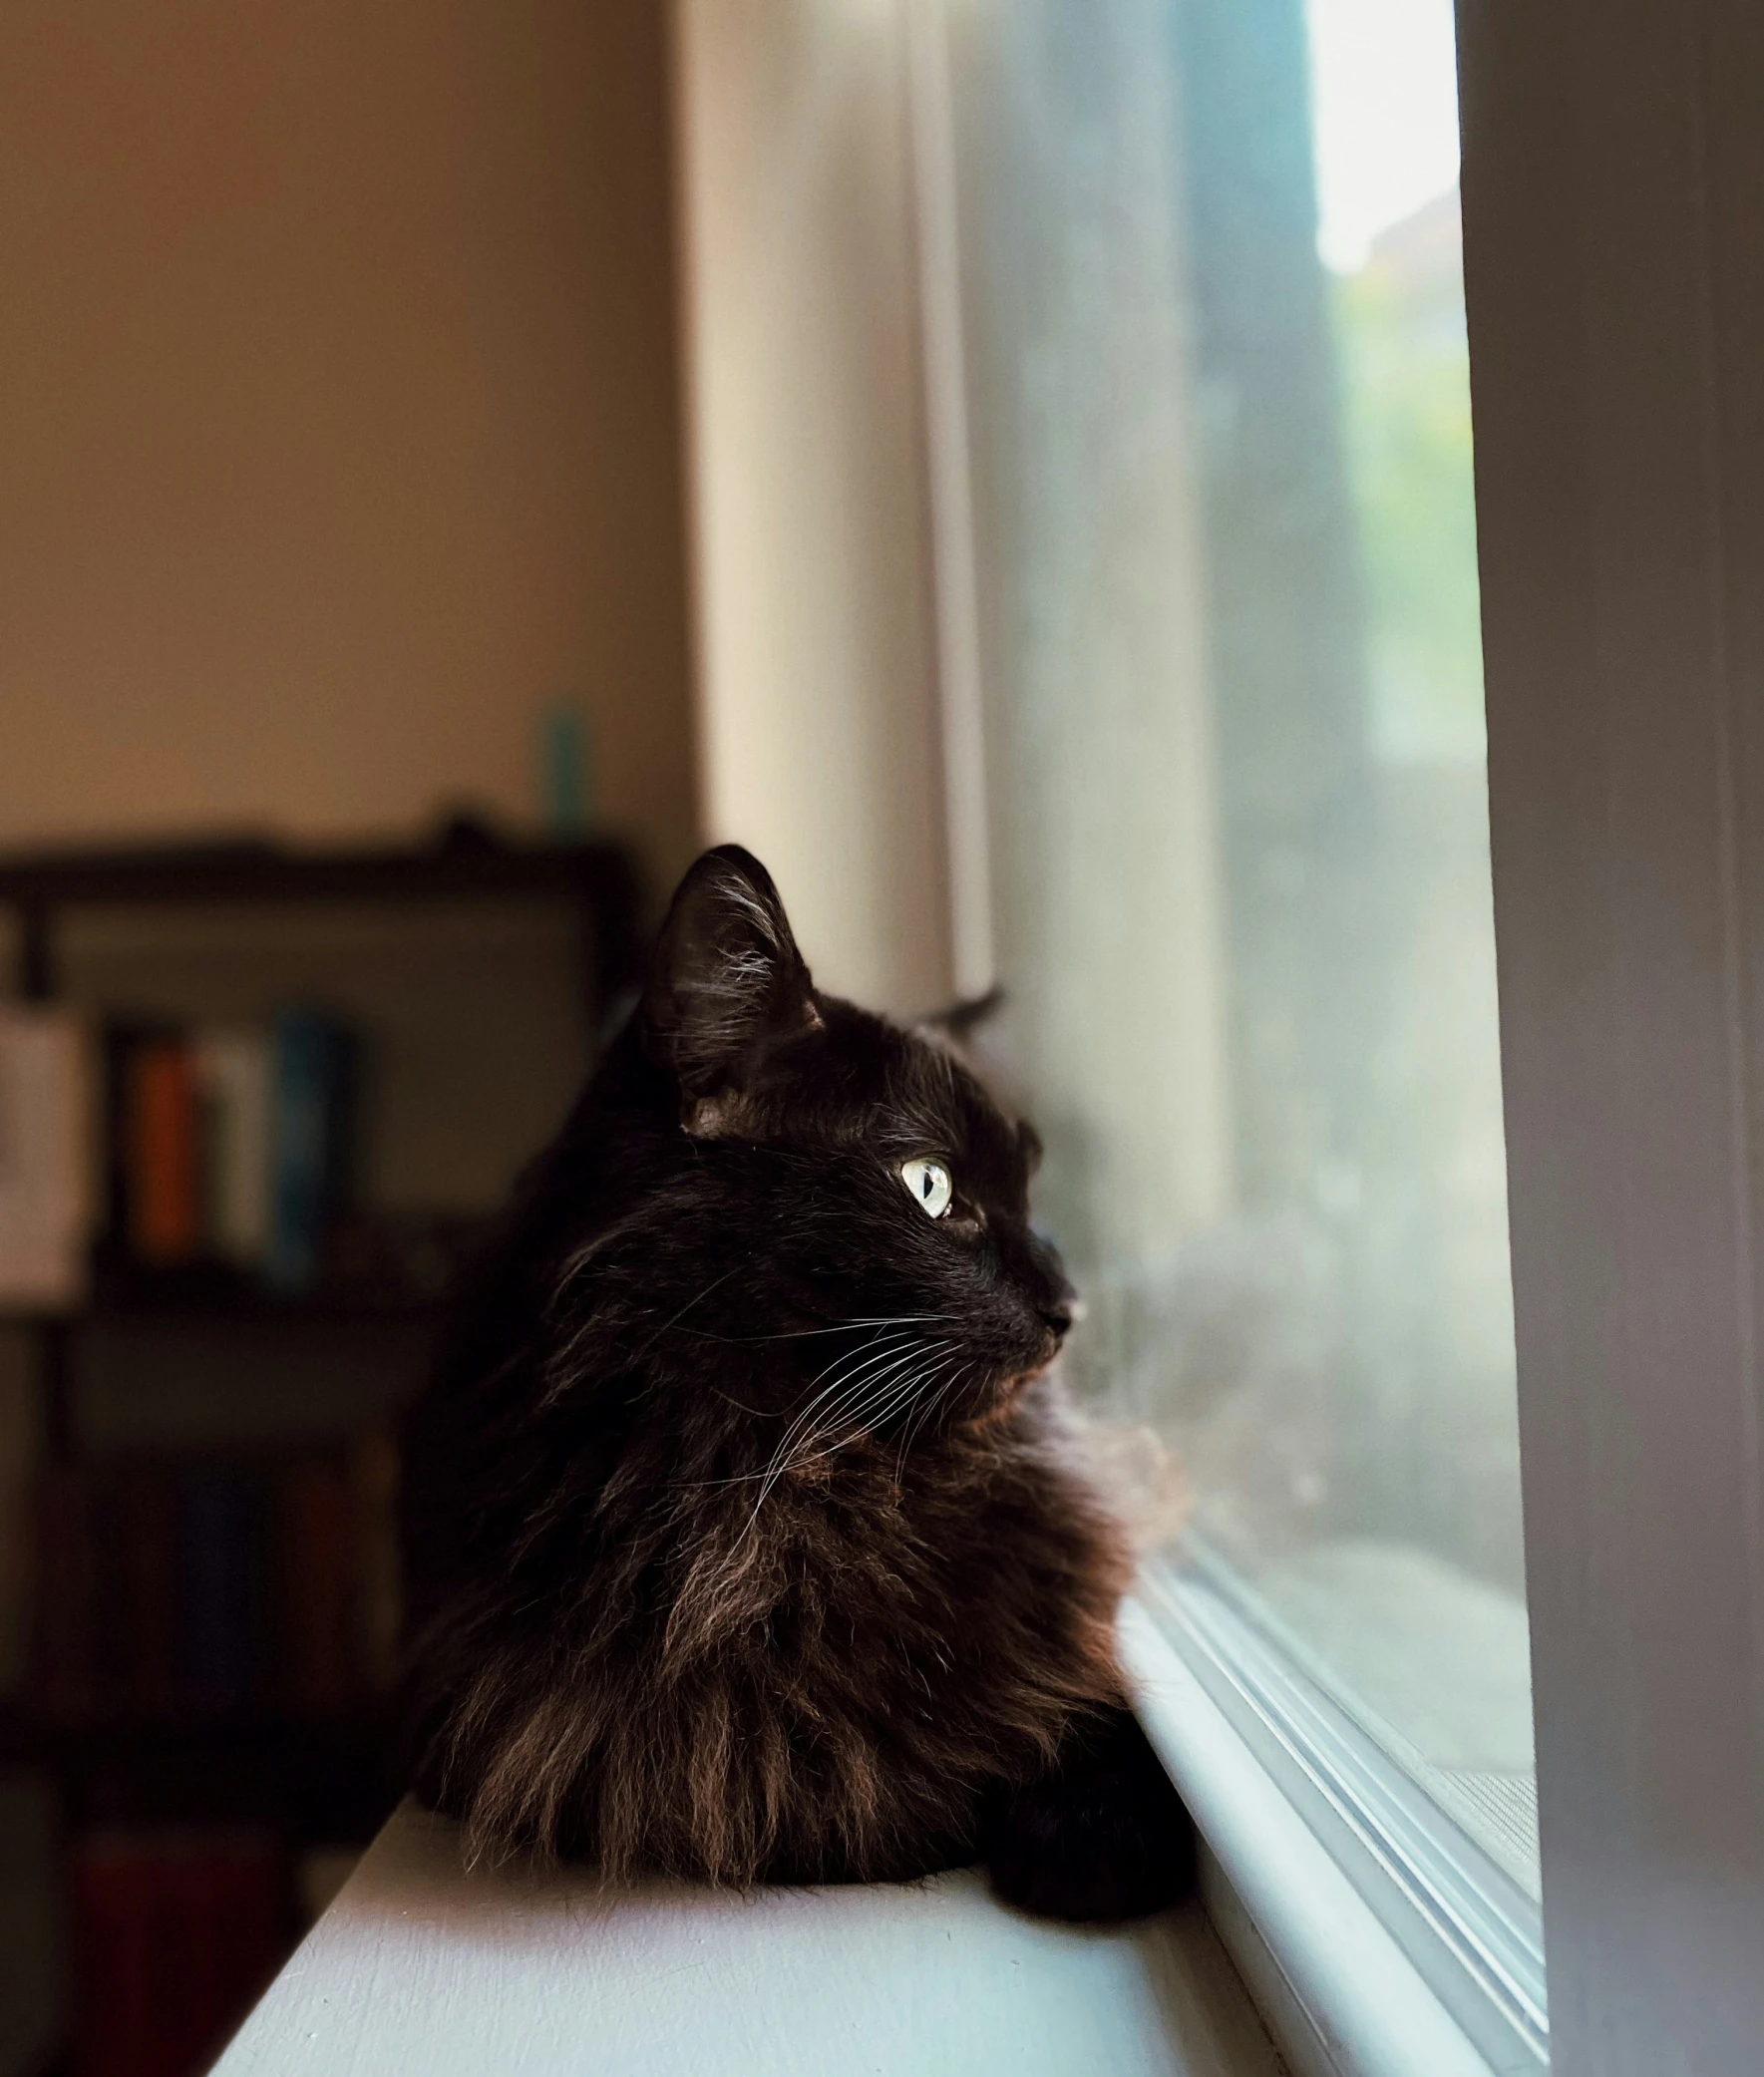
[1333,202,1485,764]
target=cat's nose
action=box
[1038,1297,1075,1339]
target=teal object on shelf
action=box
[541,705,594,839]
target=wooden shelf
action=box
[0,1704,381,1762]
[0,830,636,908]
[4,1290,450,1332]
[0,828,645,1005]
[0,1707,399,1840]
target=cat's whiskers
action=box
[660,1312,955,1348]
[749,1336,939,1514]
[794,1349,958,1489]
[788,1342,956,1467]
[763,1329,923,1457]
[893,1355,971,1478]
[702,1338,909,1428]
[678,1325,924,1493]
[674,1321,977,1521]
[739,1334,964,1530]
[629,1265,746,1360]
[864,1345,955,1479]
[919,1354,977,1439]
[765,1340,963,1497]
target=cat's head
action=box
[611,844,1074,1438]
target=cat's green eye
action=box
[899,1157,953,1219]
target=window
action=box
[935,0,1533,1962]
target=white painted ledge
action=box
[212,1801,1286,2077]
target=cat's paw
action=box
[982,1711,1196,1923]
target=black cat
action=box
[398,845,1192,1921]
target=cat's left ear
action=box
[641,845,821,1129]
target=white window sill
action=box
[212,1798,1285,2077]
[1118,1597,1499,2077]
[212,1596,1515,2077]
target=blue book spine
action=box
[267,1009,354,1293]
[176,1472,262,1715]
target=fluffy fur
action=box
[398,846,1192,1920]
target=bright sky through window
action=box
[1305,0,1462,271]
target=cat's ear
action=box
[641,846,821,1125]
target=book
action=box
[117,1468,177,1715]
[99,1007,363,1289]
[69,1830,157,2077]
[0,1005,93,1308]
[266,1010,356,1293]
[176,1471,266,1717]
[191,1028,273,1267]
[279,1460,354,1715]
[100,1020,145,1267]
[71,1828,284,2077]
[27,1452,391,1724]
[126,1037,200,1265]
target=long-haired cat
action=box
[397,846,1191,1921]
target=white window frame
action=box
[1456,0,1764,2066]
[673,0,1764,2069]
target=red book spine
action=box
[71,1836,162,2077]
[160,1843,226,2075]
[72,1830,286,2077]
[280,1461,355,1715]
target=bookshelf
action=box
[0,828,641,2077]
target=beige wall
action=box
[0,0,699,896]
[672,0,954,1016]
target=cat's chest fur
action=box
[636,1398,1129,1767]
[411,1390,1133,1887]
[565,1399,1134,1885]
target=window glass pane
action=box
[945,0,1536,1896]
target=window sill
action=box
[1120,1595,1499,2077]
[211,1600,1515,2077]
[212,1798,1286,2076]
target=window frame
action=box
[1456,0,1764,2067]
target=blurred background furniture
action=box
[0,832,639,2077]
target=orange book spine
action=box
[128,1040,199,1264]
